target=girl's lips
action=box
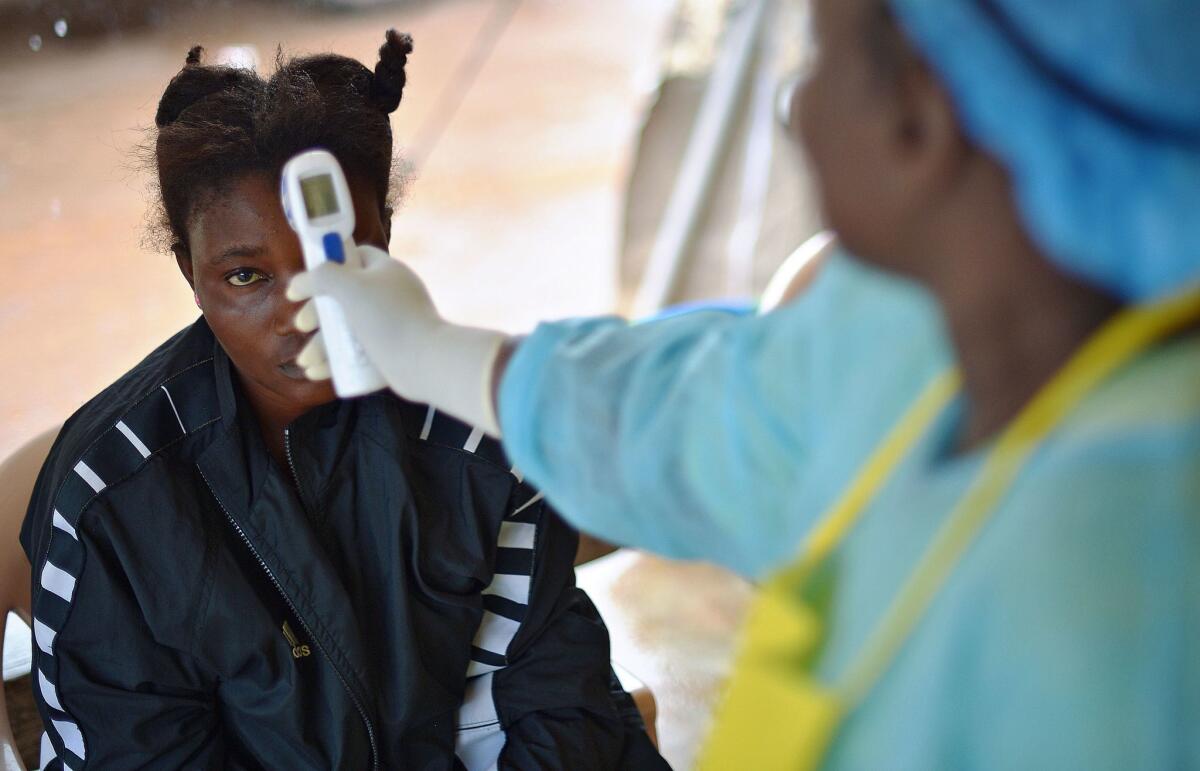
[278,361,308,380]
[277,333,317,380]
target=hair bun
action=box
[369,29,413,114]
[155,45,252,127]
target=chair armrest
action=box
[1,659,30,771]
[1,427,57,620]
[758,231,835,313]
[1,612,31,771]
[1,427,60,771]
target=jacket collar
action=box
[212,334,241,431]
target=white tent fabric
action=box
[618,0,820,310]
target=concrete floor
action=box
[0,2,755,767]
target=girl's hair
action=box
[151,29,412,255]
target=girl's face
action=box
[177,172,390,419]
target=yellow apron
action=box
[700,286,1200,770]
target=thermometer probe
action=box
[281,149,386,397]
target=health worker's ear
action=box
[887,51,970,211]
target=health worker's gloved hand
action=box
[286,245,507,436]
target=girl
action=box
[20,31,663,770]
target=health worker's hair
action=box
[150,29,412,255]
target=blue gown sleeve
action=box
[498,254,952,578]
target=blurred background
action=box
[1,0,821,766]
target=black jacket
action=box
[21,320,664,770]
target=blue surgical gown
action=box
[816,332,1200,769]
[498,253,1200,768]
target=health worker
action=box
[289,0,1200,767]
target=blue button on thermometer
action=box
[321,232,346,264]
[281,149,385,397]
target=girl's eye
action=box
[226,269,265,287]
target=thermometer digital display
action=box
[281,149,386,397]
[300,174,340,219]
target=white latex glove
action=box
[287,245,507,436]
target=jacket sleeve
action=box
[489,505,668,770]
[27,495,226,770]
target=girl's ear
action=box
[173,243,196,290]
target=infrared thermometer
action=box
[281,149,386,397]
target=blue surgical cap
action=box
[887,0,1200,300]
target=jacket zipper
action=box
[283,427,380,770]
[200,445,380,771]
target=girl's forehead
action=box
[188,171,384,260]
[196,180,267,222]
[188,176,294,257]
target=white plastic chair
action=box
[2,428,57,771]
